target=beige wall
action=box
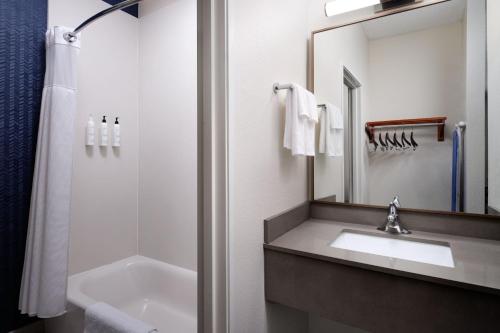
[138,0,197,271]
[228,0,311,331]
[49,0,140,274]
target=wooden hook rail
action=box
[365,117,447,143]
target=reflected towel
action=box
[85,303,158,333]
[451,128,463,212]
[451,130,458,211]
[283,84,318,156]
[319,103,343,157]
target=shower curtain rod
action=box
[63,0,143,42]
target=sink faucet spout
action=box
[378,196,411,235]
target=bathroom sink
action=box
[330,230,454,268]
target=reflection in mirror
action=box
[312,0,496,214]
[488,0,500,215]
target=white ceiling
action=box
[361,0,466,40]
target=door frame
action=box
[198,0,229,332]
[341,65,362,204]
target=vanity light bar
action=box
[324,0,423,17]
[324,0,380,17]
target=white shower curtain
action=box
[19,26,80,318]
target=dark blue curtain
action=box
[0,1,47,332]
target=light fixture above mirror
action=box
[324,0,423,17]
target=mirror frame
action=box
[307,0,498,219]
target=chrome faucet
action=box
[378,196,411,235]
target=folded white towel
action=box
[283,84,318,156]
[84,303,158,333]
[319,103,344,157]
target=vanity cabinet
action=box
[264,202,500,333]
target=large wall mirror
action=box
[311,0,499,215]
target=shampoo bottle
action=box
[85,114,95,146]
[112,117,120,147]
[100,115,108,146]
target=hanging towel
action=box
[451,130,458,211]
[19,26,80,318]
[283,84,318,156]
[451,126,464,212]
[319,103,344,157]
[84,303,158,333]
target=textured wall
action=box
[0,1,47,331]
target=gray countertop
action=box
[265,218,500,294]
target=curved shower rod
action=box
[63,0,143,42]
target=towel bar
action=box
[273,83,293,93]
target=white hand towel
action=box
[84,303,158,333]
[319,103,344,157]
[283,84,318,156]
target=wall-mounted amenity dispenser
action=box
[86,114,95,146]
[113,117,120,147]
[100,116,108,146]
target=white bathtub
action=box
[46,256,196,333]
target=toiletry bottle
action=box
[86,114,95,146]
[113,117,120,147]
[100,115,108,146]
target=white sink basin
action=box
[330,230,454,268]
